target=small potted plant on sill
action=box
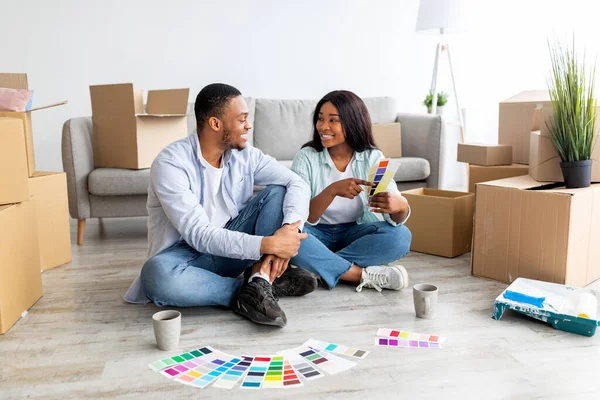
[423,90,448,115]
[547,38,597,188]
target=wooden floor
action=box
[1,217,600,400]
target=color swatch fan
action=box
[367,159,398,201]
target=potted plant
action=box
[546,38,597,188]
[423,90,448,115]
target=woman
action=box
[291,90,412,292]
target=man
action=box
[124,83,316,327]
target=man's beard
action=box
[221,126,245,151]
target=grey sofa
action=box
[62,96,444,244]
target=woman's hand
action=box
[368,192,408,215]
[328,178,373,199]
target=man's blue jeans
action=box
[291,221,412,288]
[140,185,286,307]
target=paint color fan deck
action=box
[148,340,366,390]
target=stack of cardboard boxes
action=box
[0,73,72,334]
[469,91,600,287]
[400,90,600,288]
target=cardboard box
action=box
[457,143,512,166]
[498,90,551,164]
[28,172,72,271]
[372,122,402,158]
[90,83,189,169]
[0,73,67,176]
[472,175,600,287]
[401,188,475,258]
[529,106,600,183]
[0,200,42,334]
[468,164,529,193]
[0,118,29,205]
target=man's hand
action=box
[328,178,373,199]
[260,254,290,283]
[260,220,308,259]
[368,192,408,214]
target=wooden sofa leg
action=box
[77,219,86,245]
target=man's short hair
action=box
[194,83,242,129]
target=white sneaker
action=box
[356,265,409,293]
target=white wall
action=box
[2,0,600,189]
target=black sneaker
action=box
[232,278,287,327]
[272,266,318,297]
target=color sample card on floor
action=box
[176,354,241,388]
[239,355,273,389]
[277,352,324,381]
[303,339,370,359]
[212,356,254,389]
[282,358,303,388]
[375,337,443,349]
[279,346,356,375]
[376,328,446,344]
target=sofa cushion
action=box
[185,97,256,145]
[253,97,397,161]
[392,157,430,182]
[88,168,150,196]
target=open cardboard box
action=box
[0,73,67,176]
[498,90,551,165]
[0,118,29,205]
[90,83,189,169]
[401,188,475,258]
[472,175,600,287]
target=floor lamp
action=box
[416,0,467,143]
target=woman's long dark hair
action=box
[302,90,377,152]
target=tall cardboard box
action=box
[469,164,529,193]
[472,175,600,287]
[372,123,402,158]
[0,73,67,176]
[529,106,600,182]
[0,200,42,334]
[498,90,551,164]
[90,83,189,169]
[401,188,475,258]
[457,143,512,166]
[0,118,29,205]
[28,172,72,271]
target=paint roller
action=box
[574,292,598,319]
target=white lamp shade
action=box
[416,0,468,34]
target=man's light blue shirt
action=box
[124,133,310,304]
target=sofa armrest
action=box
[396,113,444,189]
[61,117,94,220]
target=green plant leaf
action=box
[547,37,597,162]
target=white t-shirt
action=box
[202,159,230,228]
[320,158,364,225]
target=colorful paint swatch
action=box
[376,328,446,344]
[282,358,303,388]
[303,339,369,359]
[277,352,323,381]
[375,337,443,349]
[154,346,217,378]
[174,349,239,388]
[261,356,285,389]
[280,346,355,375]
[366,159,399,202]
[212,356,254,389]
[240,355,272,389]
